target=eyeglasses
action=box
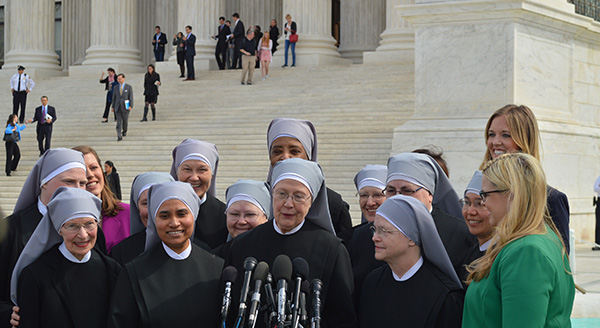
[370,225,399,237]
[385,186,424,197]
[459,198,486,210]
[358,191,385,201]
[273,191,311,204]
[62,221,97,233]
[479,189,508,201]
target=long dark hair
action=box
[105,160,117,173]
[6,114,16,127]
[145,64,157,78]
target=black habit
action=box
[196,194,228,249]
[359,261,464,328]
[0,203,107,328]
[327,187,353,234]
[225,220,357,328]
[17,245,121,328]
[107,243,224,327]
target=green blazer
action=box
[462,228,575,328]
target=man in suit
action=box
[152,25,168,62]
[26,96,56,156]
[111,73,133,141]
[230,13,245,69]
[214,17,231,70]
[184,25,196,80]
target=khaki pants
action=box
[241,55,256,83]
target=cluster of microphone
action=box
[220,255,323,328]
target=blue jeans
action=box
[284,40,296,66]
[154,49,165,62]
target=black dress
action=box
[107,243,224,327]
[195,194,228,249]
[225,220,357,328]
[17,245,121,328]
[0,203,108,328]
[106,171,122,200]
[143,73,160,103]
[359,261,464,328]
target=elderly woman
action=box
[460,171,494,267]
[225,158,356,328]
[225,179,270,239]
[267,118,352,234]
[359,195,463,327]
[73,146,130,254]
[463,153,575,327]
[107,181,224,327]
[171,139,228,249]
[385,153,475,277]
[481,104,570,253]
[11,187,121,328]
[110,172,174,266]
[0,148,91,325]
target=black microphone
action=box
[263,272,277,327]
[221,266,238,325]
[273,254,292,328]
[310,279,323,328]
[291,257,309,328]
[247,261,269,328]
[300,280,309,328]
[236,257,258,328]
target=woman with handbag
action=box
[5,114,26,176]
[282,14,297,67]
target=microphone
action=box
[221,266,238,325]
[310,279,323,328]
[236,257,258,328]
[291,257,309,328]
[263,273,277,327]
[247,261,269,328]
[300,280,309,328]
[273,254,293,328]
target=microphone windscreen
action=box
[273,254,293,282]
[252,261,270,284]
[301,280,310,295]
[244,256,258,271]
[292,257,309,280]
[222,266,238,283]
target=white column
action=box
[175,0,224,70]
[338,0,386,64]
[3,0,60,73]
[80,0,143,70]
[62,0,92,68]
[273,0,350,66]
[363,0,415,64]
[240,0,282,31]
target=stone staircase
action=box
[0,62,415,223]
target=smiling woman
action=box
[107,181,224,327]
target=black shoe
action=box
[6,172,10,176]
[282,64,288,68]
[291,64,295,67]
[593,246,600,251]
[117,137,123,141]
[241,82,245,85]
[140,118,147,122]
[122,132,127,136]
[247,82,252,85]
[101,119,108,123]
[179,75,185,78]
[152,117,156,121]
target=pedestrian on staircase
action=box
[4,114,26,176]
[141,64,160,122]
[173,32,186,78]
[111,74,133,141]
[99,68,117,123]
[10,66,35,124]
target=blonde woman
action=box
[463,153,575,327]
[259,31,272,80]
[480,104,570,253]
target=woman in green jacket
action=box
[463,153,575,328]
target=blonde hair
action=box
[285,14,292,19]
[479,105,541,169]
[467,153,566,283]
[262,31,270,44]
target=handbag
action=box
[289,32,298,43]
[3,130,18,142]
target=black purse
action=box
[3,130,18,142]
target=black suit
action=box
[215,24,231,69]
[232,19,245,69]
[32,105,56,155]
[185,33,196,79]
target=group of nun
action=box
[0,106,576,328]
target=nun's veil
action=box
[170,139,219,197]
[266,118,317,183]
[130,172,175,235]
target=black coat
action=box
[547,186,570,253]
[143,73,160,96]
[32,105,56,134]
[216,24,231,46]
[106,171,122,200]
[269,25,280,52]
[17,245,121,328]
[152,32,168,50]
[232,19,245,45]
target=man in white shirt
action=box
[10,66,35,124]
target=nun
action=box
[225,179,271,239]
[11,187,121,328]
[225,158,356,328]
[170,139,228,249]
[460,171,494,278]
[0,148,92,325]
[110,172,174,266]
[339,165,387,312]
[359,195,464,328]
[267,118,352,234]
[385,153,475,277]
[107,181,224,327]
